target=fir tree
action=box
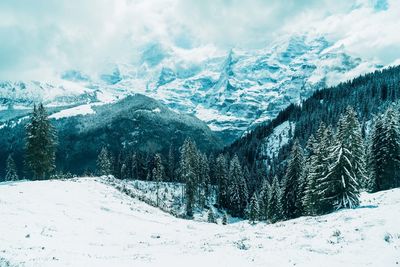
[304,123,332,215]
[207,209,216,223]
[337,107,367,187]
[179,138,199,217]
[318,134,360,212]
[302,134,317,215]
[268,176,283,223]
[282,139,305,219]
[258,180,270,220]
[228,155,248,216]
[199,153,210,207]
[248,193,260,223]
[131,153,138,180]
[25,104,56,180]
[222,212,228,225]
[167,145,175,181]
[370,107,400,190]
[5,154,18,181]
[215,154,229,208]
[152,153,164,207]
[97,147,112,176]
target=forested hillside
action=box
[227,66,400,181]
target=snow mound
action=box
[49,103,103,119]
[0,178,399,266]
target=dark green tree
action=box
[152,153,164,207]
[282,139,305,219]
[5,154,18,181]
[268,176,283,223]
[97,147,112,176]
[247,193,260,223]
[25,104,56,180]
[215,154,229,208]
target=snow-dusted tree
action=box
[337,107,367,187]
[215,154,229,208]
[25,104,56,180]
[152,153,164,207]
[247,193,260,223]
[303,123,334,215]
[120,163,128,179]
[207,209,216,223]
[318,132,360,212]
[179,138,198,217]
[97,147,112,176]
[268,176,283,223]
[369,107,400,191]
[302,134,318,215]
[222,212,228,225]
[258,180,270,220]
[198,153,210,207]
[282,139,305,219]
[229,155,248,217]
[167,145,175,181]
[5,154,18,181]
[228,175,241,216]
[131,153,138,180]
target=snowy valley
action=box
[0,177,399,267]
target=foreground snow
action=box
[0,178,399,267]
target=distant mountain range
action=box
[0,34,382,143]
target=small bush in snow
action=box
[384,233,393,243]
[332,230,341,237]
[328,229,343,244]
[235,239,250,250]
[222,213,228,225]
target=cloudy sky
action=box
[0,0,399,80]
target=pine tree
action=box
[228,175,241,216]
[304,123,333,215]
[228,155,248,217]
[131,153,138,180]
[198,153,210,207]
[282,139,305,219]
[302,134,317,215]
[5,154,18,181]
[179,138,199,217]
[152,153,164,207]
[120,163,128,179]
[25,104,56,180]
[337,107,367,187]
[215,154,229,208]
[370,107,400,190]
[258,180,270,220]
[318,134,360,212]
[268,176,283,223]
[248,193,260,223]
[207,209,216,223]
[167,145,175,181]
[97,147,112,176]
[222,212,228,225]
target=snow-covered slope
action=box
[0,34,381,142]
[0,178,399,266]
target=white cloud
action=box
[0,0,398,80]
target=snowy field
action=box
[0,178,399,267]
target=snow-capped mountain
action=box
[0,34,381,142]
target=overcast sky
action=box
[0,0,399,80]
